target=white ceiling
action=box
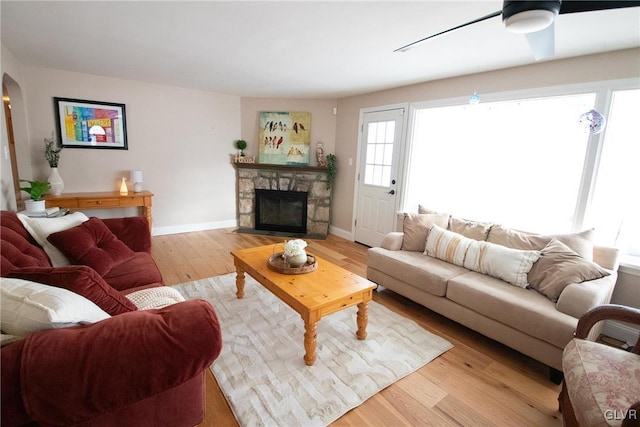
[2,1,639,99]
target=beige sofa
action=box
[366,209,620,375]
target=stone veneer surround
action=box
[236,163,331,238]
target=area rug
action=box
[173,273,453,427]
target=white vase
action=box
[285,251,308,267]
[48,167,64,195]
[24,199,46,214]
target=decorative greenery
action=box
[235,139,247,156]
[19,179,51,201]
[326,154,337,190]
[44,134,62,167]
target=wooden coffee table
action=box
[231,244,376,366]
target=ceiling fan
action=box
[395,1,640,60]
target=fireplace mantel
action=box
[234,163,327,173]
[235,163,331,238]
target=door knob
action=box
[388,190,395,195]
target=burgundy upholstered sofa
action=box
[1,211,222,427]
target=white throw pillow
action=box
[0,277,110,336]
[17,212,89,267]
[464,240,540,288]
[424,224,474,267]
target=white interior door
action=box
[354,108,405,247]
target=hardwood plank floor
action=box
[152,229,563,427]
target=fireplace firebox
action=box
[255,189,308,234]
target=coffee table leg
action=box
[304,321,317,366]
[356,302,369,340]
[235,268,245,299]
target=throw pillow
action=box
[47,218,136,276]
[449,216,493,241]
[527,239,610,302]
[418,205,442,215]
[487,225,595,260]
[0,277,110,336]
[9,266,137,315]
[424,224,474,267]
[17,212,89,267]
[464,240,540,288]
[402,213,450,252]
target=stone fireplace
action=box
[236,163,331,238]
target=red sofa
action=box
[1,211,222,427]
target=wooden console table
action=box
[44,191,153,230]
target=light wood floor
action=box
[152,229,563,427]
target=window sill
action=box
[619,255,640,276]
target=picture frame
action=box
[53,97,128,149]
[258,111,311,165]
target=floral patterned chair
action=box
[559,304,640,427]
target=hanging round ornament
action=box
[578,109,606,134]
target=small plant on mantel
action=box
[235,139,247,157]
[326,154,337,190]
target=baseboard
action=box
[153,219,237,236]
[603,320,640,347]
[328,225,352,241]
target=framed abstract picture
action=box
[53,97,128,149]
[258,111,311,165]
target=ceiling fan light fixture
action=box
[504,9,556,33]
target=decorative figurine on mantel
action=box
[316,142,326,167]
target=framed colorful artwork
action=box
[53,97,128,149]
[258,111,311,165]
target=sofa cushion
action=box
[47,217,136,276]
[401,213,450,252]
[464,240,540,288]
[424,225,475,267]
[446,272,577,349]
[103,252,164,291]
[17,212,89,267]
[449,216,492,241]
[487,224,595,261]
[0,277,110,336]
[368,247,468,297]
[8,266,137,315]
[528,239,610,302]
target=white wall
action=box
[3,54,241,233]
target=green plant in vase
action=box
[19,179,51,213]
[235,140,247,157]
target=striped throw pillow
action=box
[424,225,474,267]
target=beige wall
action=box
[240,97,337,166]
[2,55,241,233]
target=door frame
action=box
[350,102,410,242]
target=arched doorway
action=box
[3,82,22,210]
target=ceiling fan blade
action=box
[559,0,640,14]
[525,23,555,60]
[394,10,501,52]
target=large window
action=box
[585,89,640,259]
[404,84,638,262]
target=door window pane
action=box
[364,120,395,187]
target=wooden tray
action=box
[267,252,318,274]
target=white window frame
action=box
[402,78,640,268]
